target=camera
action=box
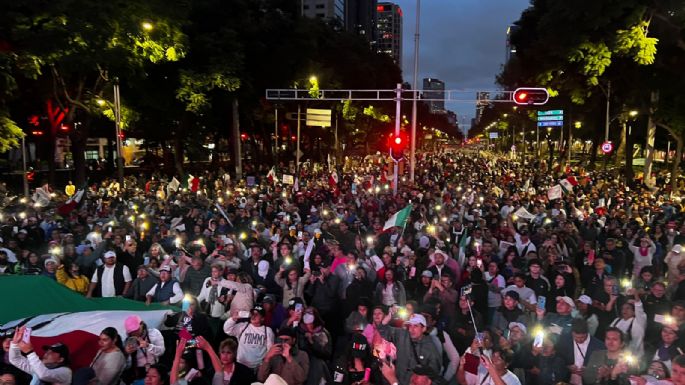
[312,270,322,277]
[125,336,140,349]
[460,284,473,297]
[186,339,197,349]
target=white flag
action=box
[166,177,180,196]
[547,185,563,200]
[513,206,535,221]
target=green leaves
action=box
[569,41,612,86]
[0,112,24,153]
[176,70,241,113]
[615,21,658,65]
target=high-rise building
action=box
[422,78,445,114]
[376,2,402,68]
[345,0,378,44]
[302,0,345,23]
[505,25,519,63]
[474,91,490,125]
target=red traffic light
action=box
[512,87,549,105]
[388,131,409,161]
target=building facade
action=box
[376,2,402,68]
[345,0,378,44]
[422,78,446,114]
[302,0,345,23]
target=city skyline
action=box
[393,0,530,131]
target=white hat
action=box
[405,314,427,327]
[44,258,58,267]
[257,260,269,279]
[508,322,527,335]
[673,244,682,254]
[104,251,117,259]
[578,295,592,305]
[557,296,576,309]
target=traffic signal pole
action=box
[394,83,402,196]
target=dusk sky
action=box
[393,0,531,131]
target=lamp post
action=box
[409,0,420,182]
[113,78,124,185]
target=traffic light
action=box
[512,87,549,105]
[388,131,409,161]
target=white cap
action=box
[104,251,116,259]
[673,244,682,254]
[405,314,427,327]
[508,322,527,335]
[577,295,592,305]
[557,296,576,309]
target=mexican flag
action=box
[383,204,412,231]
[266,167,276,184]
[57,188,85,216]
[0,276,171,369]
[559,176,578,192]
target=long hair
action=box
[101,327,124,352]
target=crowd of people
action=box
[1,150,685,385]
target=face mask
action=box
[303,313,315,324]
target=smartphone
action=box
[533,332,544,348]
[537,296,546,310]
[460,285,473,297]
[12,226,18,234]
[476,259,483,269]
[297,231,303,239]
[107,226,112,233]
[611,284,620,296]
[144,257,150,266]
[182,298,190,312]
[125,235,131,242]
[22,327,31,343]
[295,303,303,313]
[238,310,250,319]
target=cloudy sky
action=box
[392,0,531,131]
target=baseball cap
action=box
[673,245,682,254]
[124,315,142,333]
[578,295,593,305]
[405,314,427,327]
[104,251,116,259]
[159,265,172,273]
[262,294,276,304]
[288,297,304,310]
[556,296,576,309]
[42,342,70,363]
[44,258,58,267]
[508,322,527,335]
[421,270,433,278]
[251,305,266,316]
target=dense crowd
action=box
[1,151,685,385]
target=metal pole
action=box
[113,79,124,186]
[296,104,301,173]
[22,135,28,198]
[274,108,279,165]
[334,112,339,166]
[232,99,242,179]
[393,83,402,196]
[604,81,611,142]
[568,120,573,166]
[409,0,420,182]
[536,126,540,158]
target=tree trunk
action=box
[615,122,627,168]
[588,140,599,170]
[673,139,682,196]
[624,124,635,184]
[643,91,659,188]
[173,133,184,176]
[70,124,88,186]
[232,98,242,179]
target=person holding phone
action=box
[8,326,72,385]
[197,264,230,337]
[123,315,165,384]
[257,328,309,385]
[223,305,274,370]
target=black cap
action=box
[288,297,304,310]
[42,342,70,363]
[251,305,266,316]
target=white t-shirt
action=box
[477,370,521,385]
[224,320,274,369]
[91,265,132,297]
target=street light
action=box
[141,21,154,31]
[629,110,638,118]
[574,121,582,129]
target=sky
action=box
[392,0,531,131]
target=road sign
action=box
[537,110,564,116]
[489,132,498,139]
[537,115,564,121]
[601,141,614,154]
[537,121,563,127]
[306,108,331,127]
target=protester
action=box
[8,327,72,385]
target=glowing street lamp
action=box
[141,21,154,31]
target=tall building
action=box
[302,0,345,23]
[376,2,402,68]
[475,91,490,125]
[505,25,519,63]
[345,0,378,44]
[422,78,445,113]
